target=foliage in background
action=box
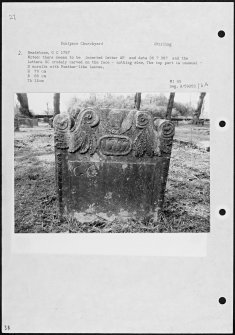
[67,93,195,118]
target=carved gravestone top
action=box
[53,108,175,221]
[54,108,175,158]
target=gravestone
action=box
[53,108,175,221]
[32,118,39,126]
[18,117,33,128]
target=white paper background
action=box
[2,2,233,333]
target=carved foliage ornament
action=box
[69,108,100,154]
[133,111,155,157]
[53,108,100,154]
[133,128,154,157]
[54,108,175,157]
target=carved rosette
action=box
[136,111,149,128]
[154,119,175,155]
[159,122,175,139]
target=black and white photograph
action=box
[14,92,210,233]
[3,2,233,333]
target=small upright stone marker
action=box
[32,118,38,126]
[53,108,175,222]
[18,117,34,128]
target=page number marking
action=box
[4,325,11,331]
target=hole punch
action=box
[219,120,226,127]
[218,30,225,38]
[219,209,226,216]
[219,297,226,304]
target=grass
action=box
[14,123,210,233]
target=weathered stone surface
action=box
[53,108,175,221]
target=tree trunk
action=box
[166,92,175,120]
[193,92,206,124]
[16,93,32,118]
[135,92,141,110]
[53,93,60,117]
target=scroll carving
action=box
[136,111,150,128]
[154,119,175,155]
[68,108,100,154]
[54,108,175,157]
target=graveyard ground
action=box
[14,122,210,233]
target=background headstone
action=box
[32,118,38,126]
[18,117,34,128]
